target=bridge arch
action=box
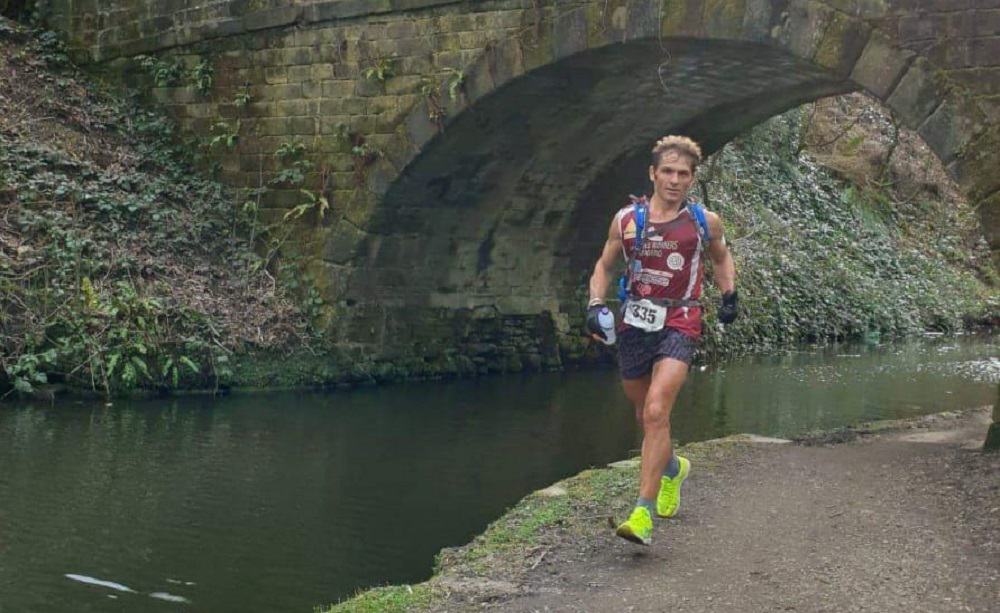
[347,0,997,341]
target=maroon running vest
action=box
[617,202,706,338]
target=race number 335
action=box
[623,299,666,332]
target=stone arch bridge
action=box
[47,0,1000,378]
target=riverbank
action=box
[328,406,1000,612]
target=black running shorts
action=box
[617,326,698,379]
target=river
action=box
[0,336,996,612]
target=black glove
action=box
[585,303,608,341]
[718,290,739,325]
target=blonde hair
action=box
[651,135,703,171]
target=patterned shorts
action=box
[617,326,698,379]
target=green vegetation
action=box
[693,101,996,359]
[0,20,311,397]
[362,56,396,83]
[135,54,184,88]
[322,584,437,613]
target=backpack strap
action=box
[617,197,648,302]
[687,201,711,244]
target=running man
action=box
[586,135,738,545]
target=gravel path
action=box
[447,409,1000,612]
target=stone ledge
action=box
[303,0,465,24]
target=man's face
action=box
[648,151,695,206]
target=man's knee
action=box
[642,400,672,430]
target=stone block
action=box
[948,133,1000,200]
[462,60,494,107]
[781,0,833,62]
[397,55,435,74]
[918,97,979,164]
[886,58,943,129]
[386,36,434,57]
[283,46,315,66]
[432,49,468,71]
[985,420,1000,451]
[242,6,301,33]
[258,117,290,136]
[317,79,354,99]
[301,80,321,99]
[661,0,704,37]
[264,66,287,84]
[813,11,871,78]
[385,74,424,95]
[851,31,914,99]
[276,99,317,117]
[971,36,1000,66]
[898,14,943,42]
[703,0,746,39]
[355,77,384,98]
[969,189,1000,256]
[457,31,488,50]
[319,114,351,137]
[975,9,1000,36]
[309,63,336,81]
[386,20,418,40]
[323,219,367,264]
[185,103,219,119]
[740,0,772,40]
[554,6,588,59]
[817,0,889,18]
[404,101,439,149]
[947,67,1000,94]
[287,65,313,83]
[289,116,317,135]
[626,0,660,39]
[484,39,525,90]
[516,27,553,73]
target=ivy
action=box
[0,27,311,397]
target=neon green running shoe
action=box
[656,455,691,518]
[615,506,653,546]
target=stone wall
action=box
[40,0,1000,375]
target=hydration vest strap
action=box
[617,197,648,302]
[688,202,711,243]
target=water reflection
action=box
[0,336,995,612]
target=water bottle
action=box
[597,306,616,345]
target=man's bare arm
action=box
[588,217,623,304]
[705,211,735,294]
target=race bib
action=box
[623,299,667,332]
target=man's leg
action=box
[615,358,689,545]
[622,374,651,428]
[638,358,689,502]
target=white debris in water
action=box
[166,579,197,586]
[64,574,136,593]
[150,592,191,604]
[918,357,1000,384]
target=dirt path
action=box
[430,409,1000,612]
